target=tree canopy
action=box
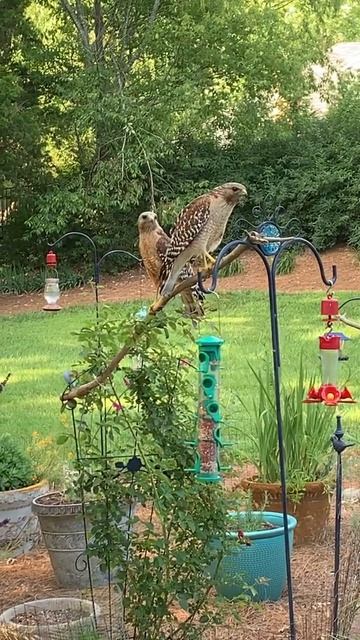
[1,0,360,269]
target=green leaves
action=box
[240,355,336,492]
[0,433,34,491]
[56,433,70,445]
[65,309,232,639]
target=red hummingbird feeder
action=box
[305,295,355,406]
[43,249,61,311]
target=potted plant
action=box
[0,433,49,554]
[213,508,297,602]
[237,358,335,545]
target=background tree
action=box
[2,0,360,280]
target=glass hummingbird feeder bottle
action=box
[43,250,61,311]
[305,295,355,406]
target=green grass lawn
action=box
[1,291,360,473]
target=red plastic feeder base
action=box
[304,385,355,406]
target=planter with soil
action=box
[212,511,297,602]
[0,480,49,554]
[0,597,101,640]
[32,492,135,589]
[240,477,331,546]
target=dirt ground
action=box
[1,245,359,316]
[0,499,359,640]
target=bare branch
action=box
[60,0,91,57]
[94,0,105,62]
[128,125,155,210]
[149,0,161,23]
[60,231,265,402]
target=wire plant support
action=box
[48,231,144,640]
[197,205,339,640]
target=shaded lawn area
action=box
[1,291,360,476]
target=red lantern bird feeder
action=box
[305,295,355,406]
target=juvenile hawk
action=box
[137,211,204,319]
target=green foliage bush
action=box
[59,310,247,638]
[0,433,34,491]
[0,264,90,294]
[3,0,360,279]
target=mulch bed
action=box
[1,497,358,640]
[12,609,89,626]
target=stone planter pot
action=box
[240,478,331,545]
[32,492,134,589]
[0,597,101,640]
[0,480,49,554]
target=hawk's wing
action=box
[155,228,170,262]
[167,196,211,261]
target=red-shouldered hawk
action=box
[137,211,204,319]
[159,182,247,297]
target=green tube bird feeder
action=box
[187,335,231,483]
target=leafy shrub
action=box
[59,310,239,639]
[275,248,301,276]
[220,258,245,278]
[0,434,34,491]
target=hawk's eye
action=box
[154,215,157,220]
[232,186,239,192]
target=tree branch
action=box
[94,0,105,62]
[60,231,265,403]
[149,0,161,23]
[60,0,91,58]
[62,344,132,401]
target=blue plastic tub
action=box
[213,511,297,602]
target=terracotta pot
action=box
[0,479,49,553]
[240,478,331,545]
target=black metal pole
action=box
[267,268,296,640]
[197,231,339,640]
[331,415,354,638]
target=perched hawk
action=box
[137,211,204,319]
[159,182,247,297]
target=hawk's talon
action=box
[201,251,216,271]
